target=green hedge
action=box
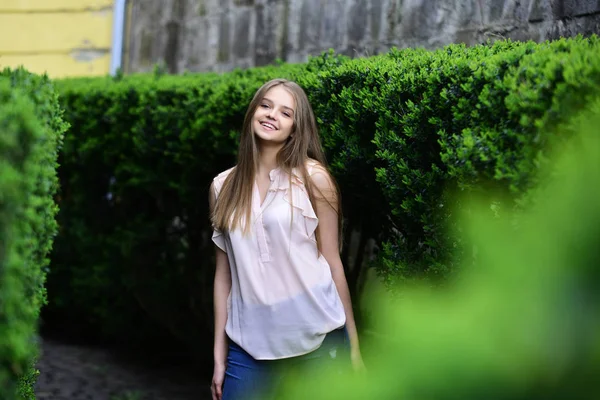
[46,36,600,363]
[373,35,600,284]
[0,68,66,399]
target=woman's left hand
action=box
[351,347,366,373]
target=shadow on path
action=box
[34,336,212,400]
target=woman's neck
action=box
[256,143,282,177]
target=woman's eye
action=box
[283,112,291,117]
[261,104,269,108]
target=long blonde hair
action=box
[211,79,342,251]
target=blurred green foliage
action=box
[282,100,600,400]
[0,68,67,399]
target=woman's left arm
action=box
[310,168,366,372]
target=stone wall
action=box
[124,0,600,74]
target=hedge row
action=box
[46,36,600,362]
[0,68,66,399]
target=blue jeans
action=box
[222,327,350,400]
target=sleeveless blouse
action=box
[211,162,346,360]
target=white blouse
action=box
[211,162,346,360]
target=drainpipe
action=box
[109,0,127,75]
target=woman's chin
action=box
[255,133,288,146]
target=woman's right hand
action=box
[211,363,226,400]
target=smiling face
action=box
[252,85,296,146]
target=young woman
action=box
[209,79,364,400]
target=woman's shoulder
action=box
[212,166,236,193]
[305,158,327,176]
[304,159,334,186]
[290,159,327,187]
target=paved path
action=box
[34,337,212,400]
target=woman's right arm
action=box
[213,247,231,366]
[210,183,231,400]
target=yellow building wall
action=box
[0,0,114,78]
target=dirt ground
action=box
[34,336,212,400]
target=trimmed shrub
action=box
[0,68,66,399]
[373,36,600,286]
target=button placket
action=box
[256,214,271,262]
[254,172,278,263]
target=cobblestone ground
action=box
[34,337,212,400]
